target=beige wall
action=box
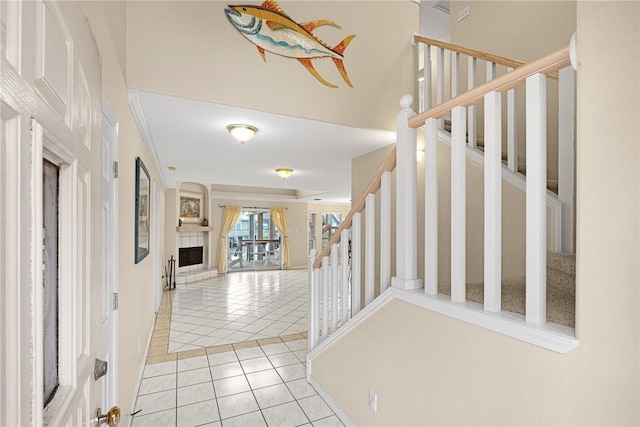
[449,1,577,181]
[126,1,418,132]
[84,1,166,419]
[311,2,639,425]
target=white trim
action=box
[392,288,578,353]
[450,106,466,303]
[101,98,120,409]
[525,73,547,325]
[321,257,329,339]
[364,194,375,305]
[351,213,362,316]
[308,250,318,350]
[308,375,356,427]
[451,51,460,97]
[506,69,518,173]
[128,325,155,427]
[32,121,45,425]
[340,230,350,324]
[424,117,438,295]
[1,109,23,427]
[393,96,420,289]
[127,90,168,190]
[308,290,395,359]
[558,66,576,254]
[331,244,339,332]
[483,91,502,312]
[379,172,391,293]
[467,56,477,148]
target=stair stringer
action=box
[435,130,563,252]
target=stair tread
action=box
[547,252,576,276]
[441,274,575,328]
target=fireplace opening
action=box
[179,246,203,267]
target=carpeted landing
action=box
[441,252,576,328]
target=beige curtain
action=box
[216,206,242,272]
[270,208,291,268]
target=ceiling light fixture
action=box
[275,168,293,179]
[227,124,258,144]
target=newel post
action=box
[392,95,422,290]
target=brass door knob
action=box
[95,406,120,426]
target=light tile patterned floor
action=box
[168,270,309,353]
[133,270,343,427]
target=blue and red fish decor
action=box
[225,1,356,88]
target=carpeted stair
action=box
[441,252,576,327]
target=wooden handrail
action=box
[414,34,559,80]
[415,35,525,70]
[312,146,396,270]
[409,45,570,129]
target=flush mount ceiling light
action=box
[227,124,258,144]
[275,168,293,179]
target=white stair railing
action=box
[415,34,576,254]
[410,45,573,326]
[309,43,577,354]
[308,149,396,349]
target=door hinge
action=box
[113,161,119,178]
[112,293,119,310]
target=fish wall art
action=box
[225,1,356,88]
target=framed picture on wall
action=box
[180,191,203,223]
[135,157,150,263]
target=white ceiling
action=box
[130,90,397,204]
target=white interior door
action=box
[100,101,119,412]
[0,1,105,425]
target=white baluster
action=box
[340,229,350,323]
[331,243,339,331]
[308,249,317,350]
[451,52,460,97]
[424,44,432,111]
[351,213,362,316]
[380,171,391,293]
[365,194,375,305]
[558,66,576,253]
[525,73,547,325]
[451,105,467,303]
[321,256,329,337]
[507,67,518,172]
[313,267,321,343]
[437,47,445,128]
[425,117,438,295]
[392,95,422,290]
[468,56,477,148]
[486,61,496,81]
[484,91,502,312]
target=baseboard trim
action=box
[391,287,579,353]
[127,323,155,427]
[307,289,395,361]
[308,374,356,427]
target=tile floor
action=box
[168,270,309,353]
[133,270,343,427]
